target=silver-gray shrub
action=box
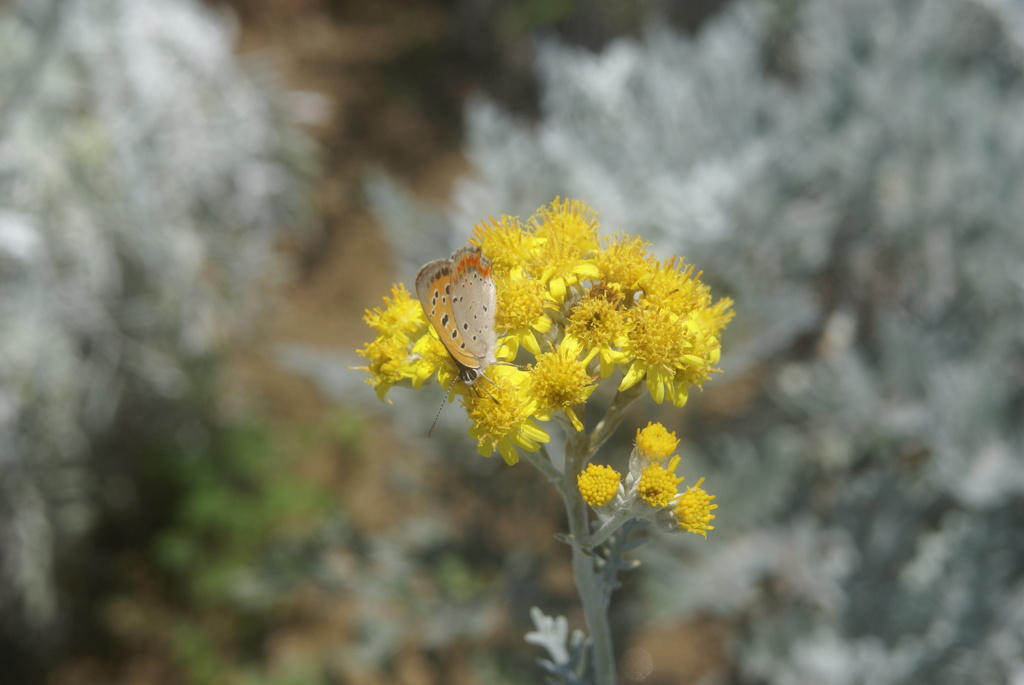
[0,0,311,651]
[367,0,1024,681]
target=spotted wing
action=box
[415,255,480,370]
[446,246,497,371]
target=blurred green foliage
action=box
[142,420,339,684]
[153,423,331,602]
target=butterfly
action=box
[415,246,499,437]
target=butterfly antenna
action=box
[475,380,499,404]
[427,375,460,437]
[478,361,526,396]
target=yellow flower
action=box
[674,477,717,537]
[615,250,734,406]
[471,215,539,277]
[412,332,462,390]
[635,422,680,462]
[577,464,621,507]
[594,233,653,297]
[636,455,683,508]
[640,256,707,316]
[494,270,555,357]
[565,285,630,377]
[526,198,602,300]
[529,338,598,431]
[361,283,426,339]
[618,300,692,405]
[465,366,550,465]
[672,297,735,389]
[355,337,410,402]
[531,197,600,252]
[354,284,432,402]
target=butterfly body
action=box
[415,246,497,384]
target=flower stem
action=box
[582,508,633,548]
[564,425,616,684]
[525,387,645,684]
[587,384,644,457]
[563,483,617,684]
[526,440,617,682]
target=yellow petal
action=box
[550,276,567,300]
[619,361,645,391]
[521,329,543,356]
[646,368,667,404]
[573,263,602,279]
[499,441,520,465]
[520,421,551,444]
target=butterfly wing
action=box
[416,253,488,371]
[447,246,497,371]
[415,258,450,315]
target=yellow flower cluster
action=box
[356,284,434,402]
[355,198,733,466]
[576,422,717,537]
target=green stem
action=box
[587,383,644,458]
[582,509,634,548]
[563,484,617,684]
[523,387,646,684]
[523,440,616,683]
[523,444,562,483]
[565,423,616,684]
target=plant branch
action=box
[586,384,644,459]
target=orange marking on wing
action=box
[455,250,491,278]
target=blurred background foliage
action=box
[3,0,1024,684]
